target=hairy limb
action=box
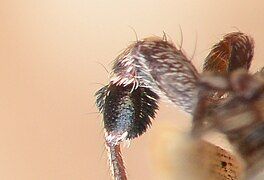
[95,83,159,180]
[112,37,199,113]
[203,32,254,74]
[96,36,199,179]
[106,143,127,180]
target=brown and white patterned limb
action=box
[111,37,199,114]
[104,131,129,180]
[106,144,127,180]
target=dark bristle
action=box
[96,83,159,142]
[127,86,159,139]
[95,85,108,113]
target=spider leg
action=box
[112,37,200,113]
[95,36,202,179]
[95,83,159,180]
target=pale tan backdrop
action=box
[0,1,263,180]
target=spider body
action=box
[95,31,264,180]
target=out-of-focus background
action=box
[0,1,263,179]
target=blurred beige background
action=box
[0,1,263,179]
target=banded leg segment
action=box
[112,37,199,113]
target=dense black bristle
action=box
[127,85,159,139]
[95,85,108,113]
[95,83,159,143]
